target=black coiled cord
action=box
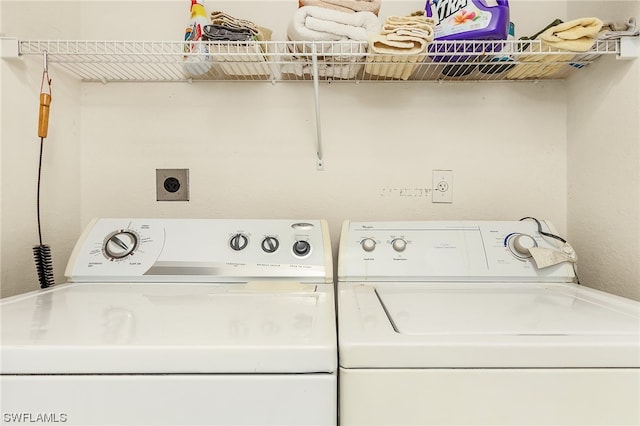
[520,216,566,244]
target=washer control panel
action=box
[338,220,575,282]
[66,219,332,283]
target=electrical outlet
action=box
[432,169,453,203]
[156,168,189,201]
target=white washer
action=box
[337,220,640,426]
[1,218,336,426]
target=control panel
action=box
[338,220,575,282]
[66,219,332,283]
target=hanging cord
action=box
[33,51,55,289]
[519,216,580,284]
[519,216,566,243]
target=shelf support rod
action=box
[311,43,324,171]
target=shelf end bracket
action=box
[617,37,639,60]
[0,37,20,60]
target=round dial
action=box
[293,240,311,257]
[261,236,280,253]
[513,234,536,255]
[391,238,407,252]
[508,233,537,258]
[361,238,376,252]
[104,230,138,260]
[230,233,249,251]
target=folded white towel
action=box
[299,0,381,15]
[288,6,381,42]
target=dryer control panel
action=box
[66,218,333,283]
[338,220,575,282]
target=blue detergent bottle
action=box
[426,0,510,41]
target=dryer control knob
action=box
[392,238,407,252]
[261,236,279,253]
[361,238,376,252]
[293,240,311,257]
[104,231,138,259]
[513,234,536,256]
[230,233,249,251]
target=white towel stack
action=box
[283,5,381,79]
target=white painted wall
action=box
[1,0,638,300]
[77,0,569,283]
[0,1,82,297]
[567,1,640,300]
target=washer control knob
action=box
[230,233,249,251]
[261,236,279,253]
[361,238,376,252]
[512,234,536,256]
[104,231,138,259]
[293,240,311,257]
[391,238,407,252]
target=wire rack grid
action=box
[17,39,620,83]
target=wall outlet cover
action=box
[432,169,453,203]
[156,168,189,201]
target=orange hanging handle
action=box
[38,92,51,138]
[38,51,52,138]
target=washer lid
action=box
[1,282,336,374]
[338,283,640,368]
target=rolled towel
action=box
[298,0,381,16]
[288,6,381,42]
[366,33,427,80]
[538,17,603,52]
[369,32,427,54]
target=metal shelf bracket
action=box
[311,43,324,171]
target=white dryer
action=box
[1,218,336,426]
[337,220,640,426]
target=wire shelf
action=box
[17,39,620,83]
